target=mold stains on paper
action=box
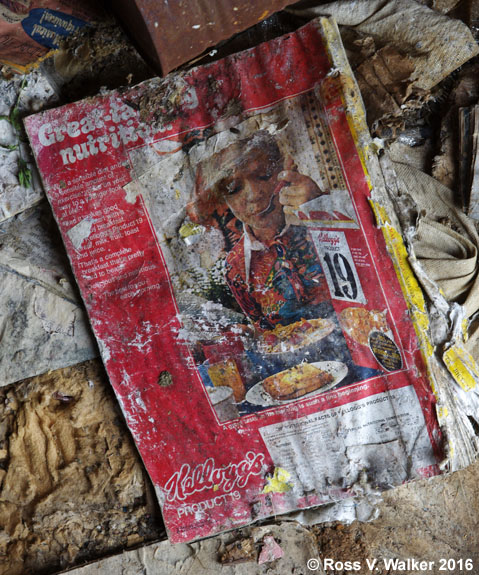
[158,370,173,387]
[33,290,77,336]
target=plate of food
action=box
[245,361,348,406]
[338,307,388,346]
[258,318,336,354]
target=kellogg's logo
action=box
[164,451,265,502]
[318,231,340,247]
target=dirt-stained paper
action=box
[0,202,97,386]
[25,18,442,542]
[0,0,104,72]
[288,0,479,91]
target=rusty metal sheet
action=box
[111,0,293,75]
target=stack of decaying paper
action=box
[460,105,479,217]
[3,1,479,574]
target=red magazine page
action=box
[25,17,442,543]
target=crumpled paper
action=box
[290,0,479,91]
[389,161,479,320]
[0,71,58,224]
[0,202,97,386]
[379,155,479,467]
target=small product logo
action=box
[164,451,265,502]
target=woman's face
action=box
[224,156,284,231]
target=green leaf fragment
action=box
[18,157,32,188]
[0,143,18,150]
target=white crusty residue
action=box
[66,217,95,251]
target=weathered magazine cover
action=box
[25,18,442,542]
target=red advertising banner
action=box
[25,18,442,542]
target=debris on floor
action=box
[25,14,444,544]
[0,201,97,386]
[45,21,153,100]
[459,104,479,216]
[257,535,284,564]
[1,1,479,574]
[58,523,319,575]
[0,0,106,73]
[0,360,162,575]
[219,536,256,565]
[0,71,56,221]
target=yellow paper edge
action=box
[319,18,443,421]
[443,344,478,392]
